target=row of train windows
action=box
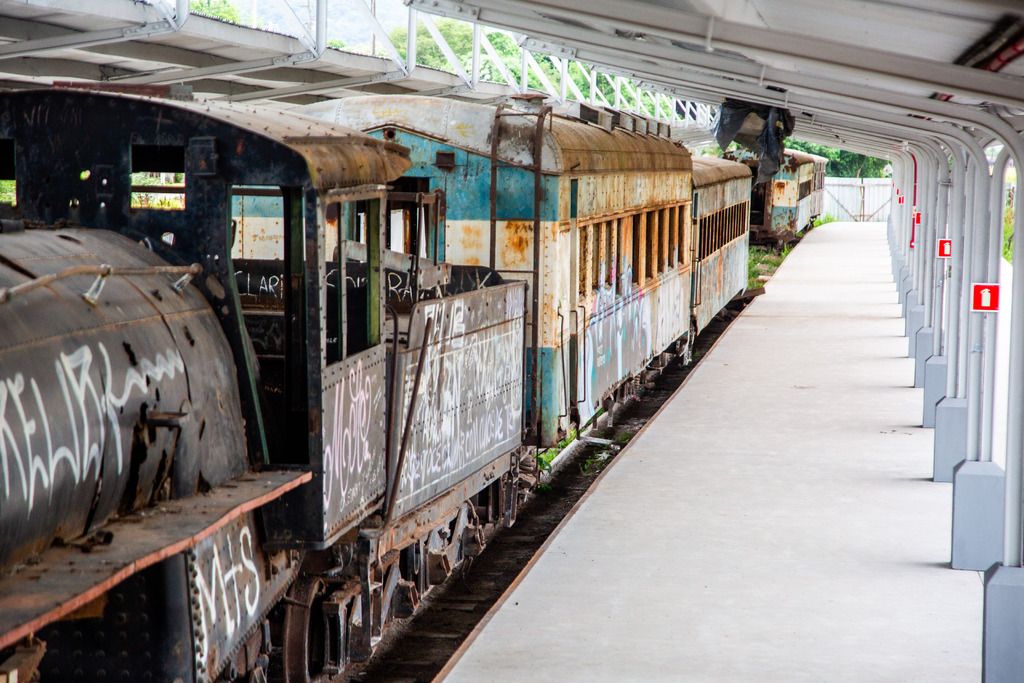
[696,201,750,261]
[577,203,690,297]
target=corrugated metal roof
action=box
[691,155,752,187]
[35,86,413,190]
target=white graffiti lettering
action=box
[193,523,262,671]
[322,358,383,527]
[0,342,184,515]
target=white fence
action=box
[823,178,892,222]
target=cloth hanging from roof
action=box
[711,99,795,184]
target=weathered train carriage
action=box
[725,149,828,245]
[690,156,753,331]
[306,94,695,446]
[0,88,526,682]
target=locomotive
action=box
[0,87,754,683]
[0,88,526,683]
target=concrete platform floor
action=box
[442,222,982,682]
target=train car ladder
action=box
[489,101,551,446]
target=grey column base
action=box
[933,398,967,482]
[906,305,925,356]
[900,274,912,310]
[913,328,933,387]
[984,565,1024,681]
[921,355,947,427]
[951,460,1005,571]
[894,254,905,285]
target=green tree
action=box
[191,0,241,23]
[327,38,345,50]
[785,139,888,178]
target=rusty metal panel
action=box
[694,234,749,332]
[320,344,388,538]
[772,177,799,208]
[695,178,753,218]
[188,512,295,681]
[575,171,691,221]
[390,282,526,518]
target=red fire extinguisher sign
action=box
[971,284,999,312]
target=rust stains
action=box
[501,221,533,268]
[459,222,484,252]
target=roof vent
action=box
[508,93,547,114]
[562,102,613,130]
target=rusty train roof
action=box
[691,156,752,188]
[303,95,691,175]
[785,150,829,166]
[17,88,412,191]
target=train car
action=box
[724,149,828,245]
[0,88,526,683]
[690,156,753,331]
[304,95,747,446]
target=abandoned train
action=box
[305,94,752,446]
[0,88,750,682]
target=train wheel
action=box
[281,577,332,683]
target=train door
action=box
[690,192,704,322]
[230,185,313,461]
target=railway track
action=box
[338,304,746,683]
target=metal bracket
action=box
[82,265,113,305]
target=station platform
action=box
[440,222,982,681]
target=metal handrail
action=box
[0,263,202,305]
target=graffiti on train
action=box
[0,342,185,515]
[393,287,526,513]
[576,272,688,420]
[322,353,386,531]
[190,515,287,678]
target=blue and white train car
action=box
[305,95,746,447]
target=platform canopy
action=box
[0,1,1023,156]
[400,0,1024,158]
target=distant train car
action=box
[724,149,827,245]
[690,156,753,331]
[0,88,526,683]
[305,95,745,446]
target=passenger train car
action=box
[305,95,751,446]
[724,148,827,245]
[690,156,753,332]
[0,88,526,683]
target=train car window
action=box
[578,223,589,297]
[0,139,13,209]
[661,207,670,272]
[130,144,185,211]
[230,187,285,261]
[615,218,625,295]
[632,212,644,286]
[592,222,602,292]
[603,221,613,289]
[570,179,579,219]
[645,210,657,280]
[325,201,344,366]
[681,207,692,268]
[387,209,404,252]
